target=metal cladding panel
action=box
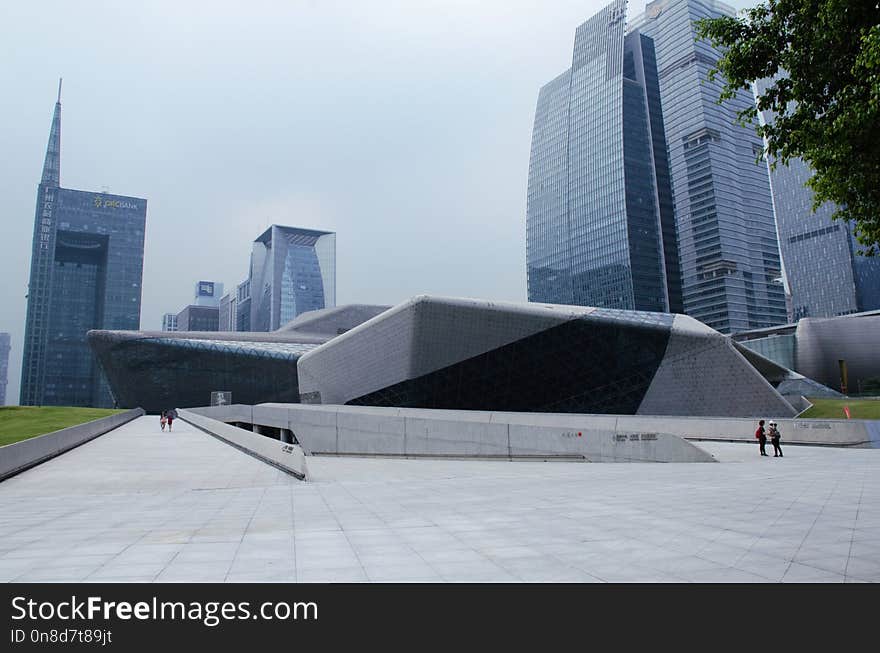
[347,313,672,414]
[296,297,593,405]
[795,314,880,391]
[638,314,797,417]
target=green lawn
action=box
[0,406,124,446]
[799,398,880,420]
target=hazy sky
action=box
[0,0,756,404]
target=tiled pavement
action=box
[1,416,878,582]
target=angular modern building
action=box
[248,225,336,332]
[0,333,10,406]
[527,0,681,313]
[88,304,389,413]
[297,296,821,418]
[735,309,880,394]
[630,0,788,333]
[755,80,880,320]
[20,84,147,407]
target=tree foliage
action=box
[696,1,880,254]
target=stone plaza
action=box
[1,416,879,582]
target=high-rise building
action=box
[218,292,237,331]
[755,81,880,319]
[161,313,178,332]
[248,225,336,331]
[235,280,251,332]
[175,305,219,331]
[630,0,788,332]
[192,280,224,307]
[527,0,681,313]
[20,83,147,407]
[0,333,10,406]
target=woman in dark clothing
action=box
[768,420,783,457]
[755,419,768,456]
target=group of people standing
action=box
[160,408,178,432]
[755,419,783,457]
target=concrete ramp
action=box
[190,404,716,463]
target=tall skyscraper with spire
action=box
[20,82,147,407]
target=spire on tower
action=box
[40,78,61,187]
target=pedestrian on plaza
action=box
[166,408,177,431]
[160,410,167,432]
[768,420,783,457]
[755,419,768,456]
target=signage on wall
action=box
[93,196,140,210]
[198,282,215,297]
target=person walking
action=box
[768,420,783,457]
[160,410,167,432]
[166,408,177,431]
[755,419,768,456]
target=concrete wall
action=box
[0,408,144,482]
[179,408,307,480]
[190,403,717,463]
[190,403,880,453]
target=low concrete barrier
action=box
[0,408,145,482]
[179,409,308,480]
[190,404,716,463]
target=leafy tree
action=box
[696,1,880,254]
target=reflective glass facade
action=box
[20,96,146,408]
[0,333,10,406]
[632,0,787,333]
[249,226,336,331]
[527,0,680,312]
[756,77,880,318]
[89,333,316,413]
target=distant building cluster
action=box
[161,226,336,334]
[526,0,880,333]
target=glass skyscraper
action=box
[20,85,147,407]
[527,0,681,313]
[248,225,336,332]
[755,81,880,319]
[0,333,10,406]
[631,0,787,332]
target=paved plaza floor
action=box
[1,416,878,582]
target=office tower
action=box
[235,280,251,332]
[0,333,10,406]
[161,313,178,332]
[248,225,336,331]
[20,83,147,407]
[527,0,681,313]
[755,82,880,319]
[192,280,224,307]
[175,305,219,331]
[218,292,237,332]
[630,0,787,332]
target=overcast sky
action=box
[0,0,757,404]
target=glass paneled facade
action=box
[756,77,880,319]
[89,333,316,413]
[20,95,146,408]
[249,226,336,331]
[527,0,680,312]
[631,0,788,333]
[0,332,10,406]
